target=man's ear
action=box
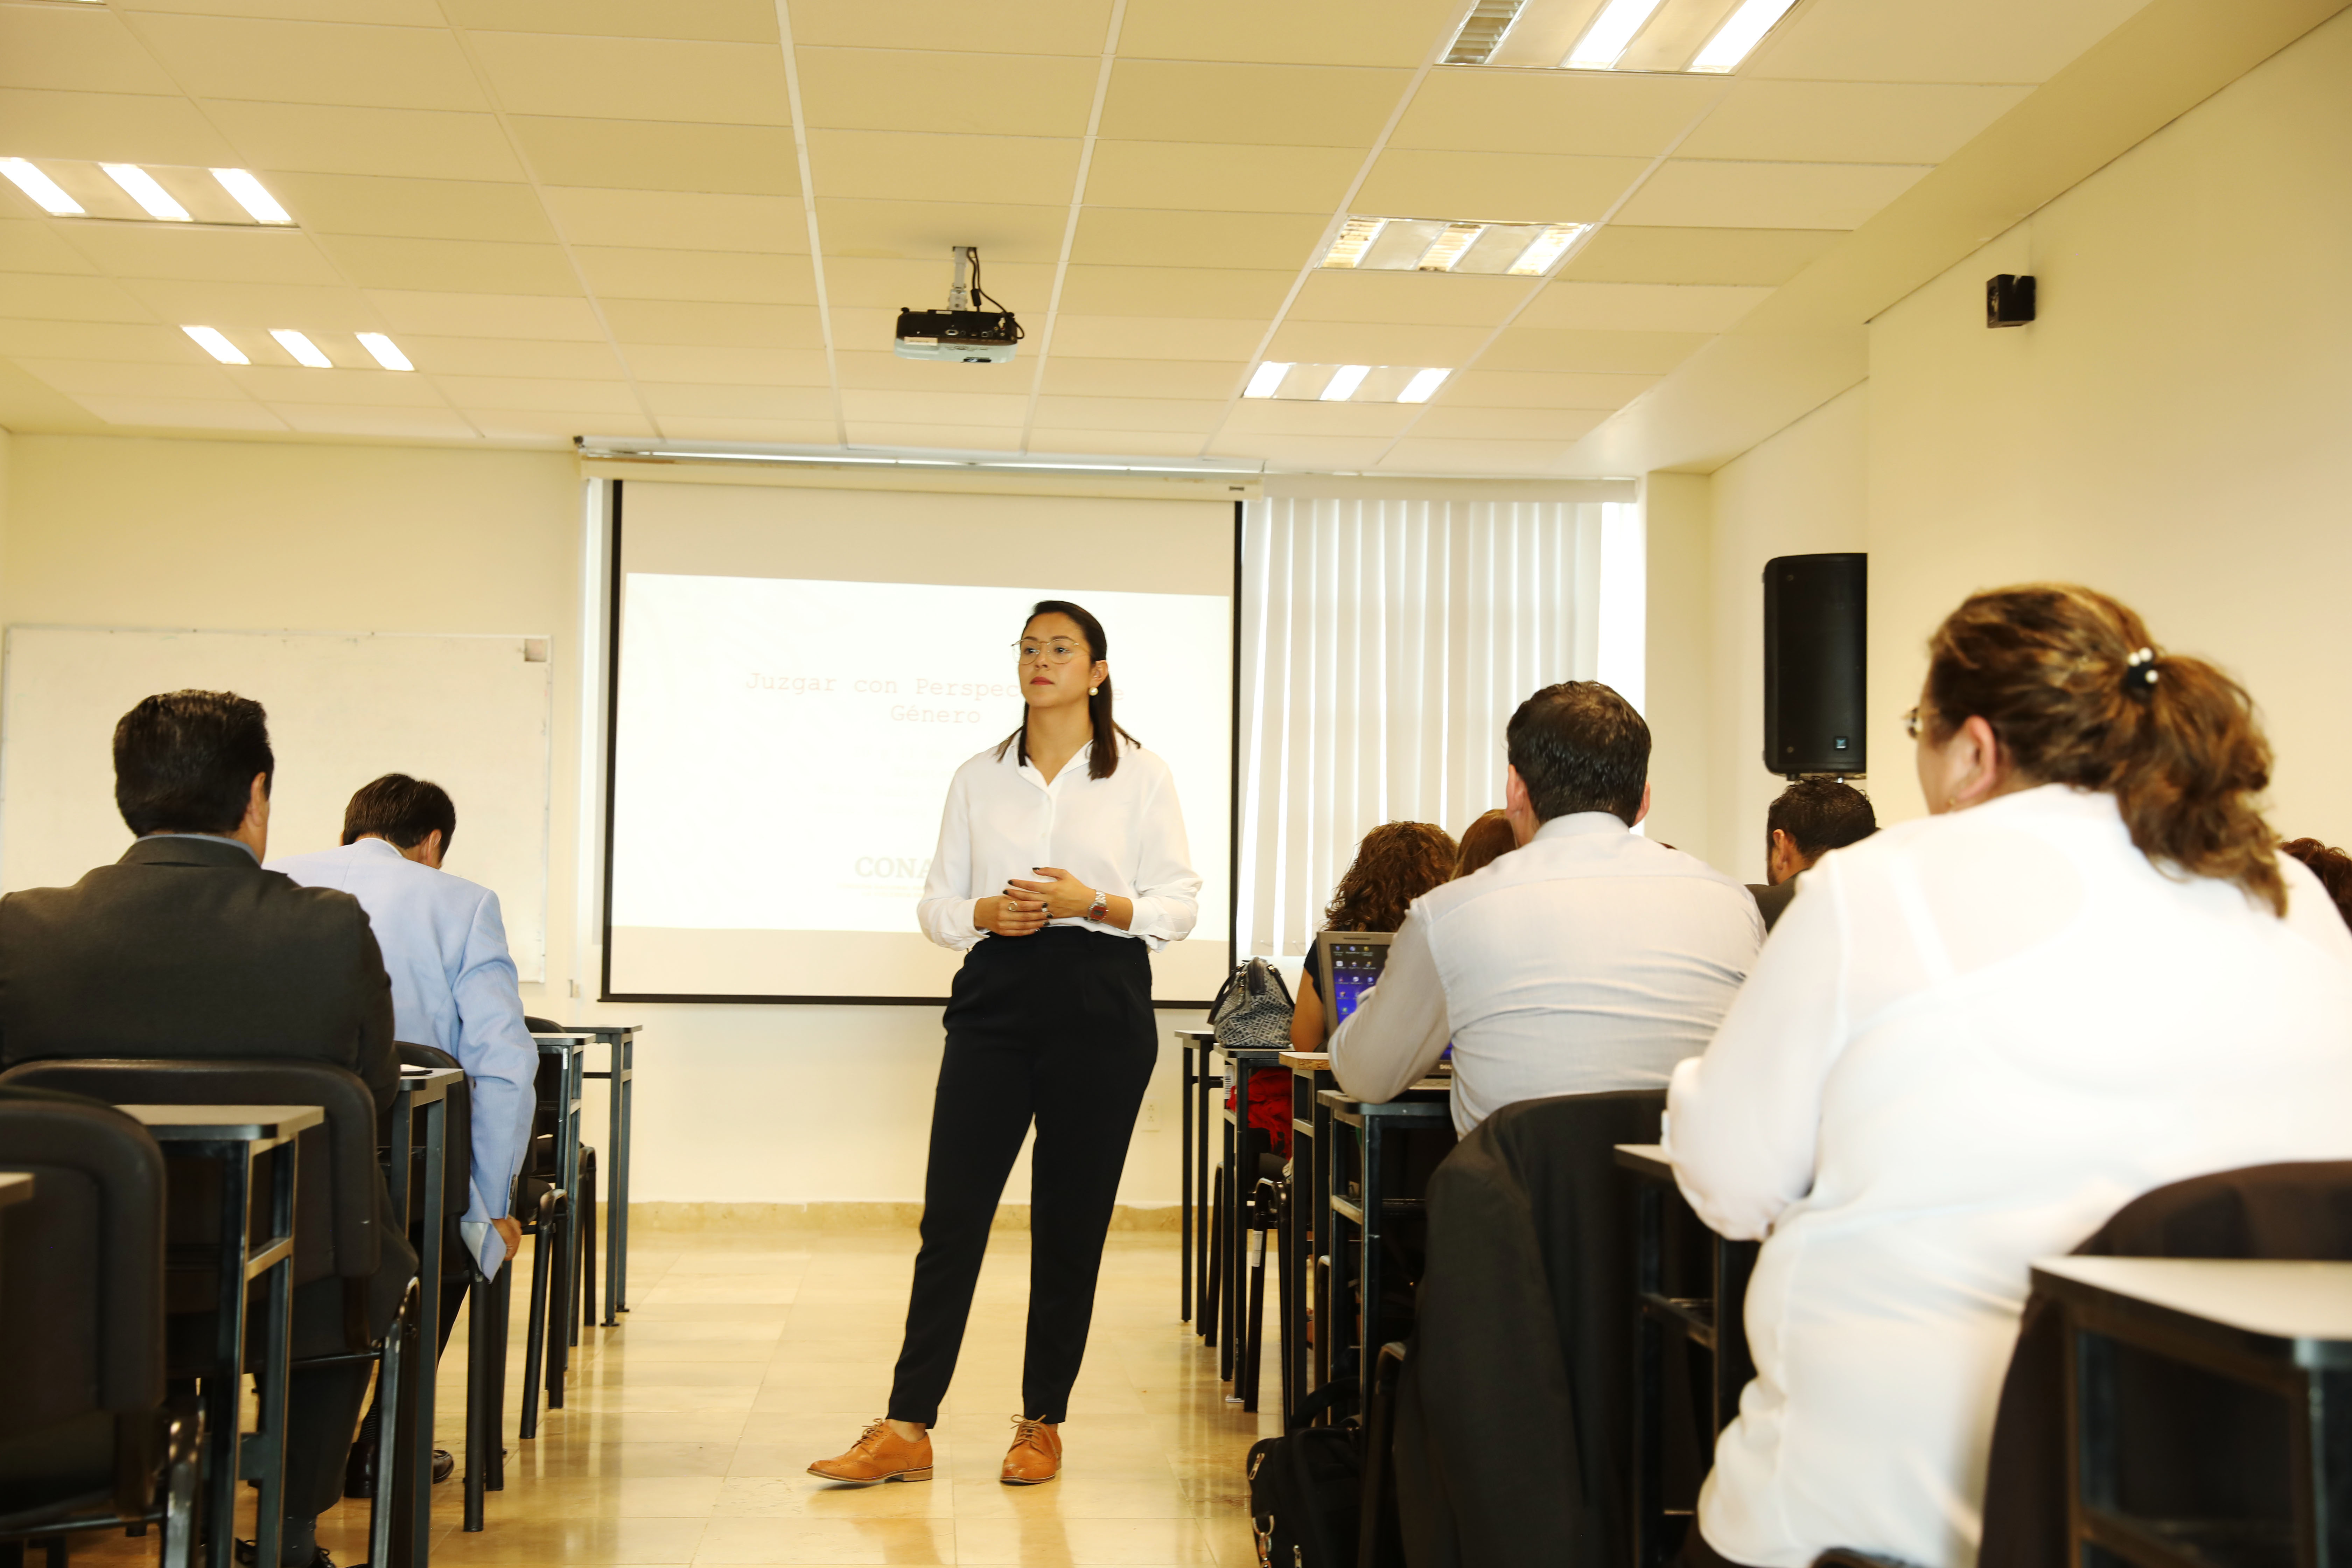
[1631,780,1652,827]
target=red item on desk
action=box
[1224,1070,1292,1157]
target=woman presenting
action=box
[810,600,1202,1488]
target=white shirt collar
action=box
[1533,810,1634,842]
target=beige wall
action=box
[1640,472,1715,861]
[0,435,1201,1205]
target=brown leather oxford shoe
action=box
[1001,1416,1061,1484]
[807,1419,933,1485]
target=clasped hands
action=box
[975,865,1092,937]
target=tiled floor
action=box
[85,1224,1280,1567]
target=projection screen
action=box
[603,478,1236,1005]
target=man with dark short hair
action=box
[0,690,410,1568]
[270,772,538,1493]
[1750,777,1878,932]
[1330,681,1762,1134]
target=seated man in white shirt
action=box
[269,773,539,1489]
[1330,681,1763,1135]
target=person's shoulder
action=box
[1113,739,1175,781]
[955,739,1021,777]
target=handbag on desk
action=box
[1209,957,1295,1051]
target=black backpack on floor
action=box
[1246,1377,1363,1568]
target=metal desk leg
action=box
[1632,1180,1667,1568]
[411,1099,446,1568]
[1359,1115,1385,1393]
[464,1267,489,1531]
[1181,1040,1193,1323]
[1195,1049,1216,1343]
[602,1032,632,1326]
[563,1048,585,1351]
[1218,1107,1237,1382]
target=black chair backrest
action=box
[0,1094,168,1437]
[0,1059,385,1293]
[395,1043,470,1222]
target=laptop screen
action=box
[1323,937,1391,1039]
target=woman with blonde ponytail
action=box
[1665,585,2352,1568]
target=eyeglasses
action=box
[1013,639,1087,665]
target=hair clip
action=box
[2124,646,2161,700]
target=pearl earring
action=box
[1088,685,1099,696]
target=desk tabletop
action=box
[550,1023,638,1038]
[397,1066,464,1104]
[1614,1142,1674,1183]
[2031,1258,2352,1364]
[1174,1027,1216,1042]
[1317,1085,1450,1116]
[116,1103,324,1143]
[531,1034,592,1051]
[1280,1051,1330,1071]
[0,1172,31,1209]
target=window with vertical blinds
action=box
[1236,495,1644,960]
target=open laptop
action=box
[1315,930,1394,1044]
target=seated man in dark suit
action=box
[1748,776,1877,932]
[0,690,412,1568]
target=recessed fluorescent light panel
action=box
[1318,217,1589,276]
[0,158,82,215]
[1244,364,1453,404]
[210,168,290,224]
[182,326,248,366]
[102,163,190,221]
[270,329,332,369]
[1443,0,1806,74]
[356,332,413,372]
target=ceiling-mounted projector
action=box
[894,244,1023,363]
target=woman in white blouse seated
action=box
[1668,584,2352,1568]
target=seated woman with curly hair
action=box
[1289,821,1458,1051]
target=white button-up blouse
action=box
[916,736,1203,952]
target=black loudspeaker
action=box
[1764,553,1866,778]
[1986,273,2036,327]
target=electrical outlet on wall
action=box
[1140,1097,1163,1130]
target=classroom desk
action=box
[546,1022,638,1325]
[529,1034,590,1350]
[1279,1051,1331,1428]
[2029,1256,2352,1568]
[1174,1026,1216,1328]
[388,1066,458,1556]
[1617,1142,1758,1568]
[120,1104,317,1568]
[1214,1042,1288,1394]
[1318,1081,1451,1422]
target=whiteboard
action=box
[0,628,553,980]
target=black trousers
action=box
[888,928,1157,1426]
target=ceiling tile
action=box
[825,305,901,350]
[312,235,580,294]
[842,422,1023,451]
[16,357,246,399]
[1677,82,2034,165]
[1083,141,1360,214]
[5,274,162,322]
[224,363,448,401]
[1030,394,1225,433]
[133,15,487,112]
[0,320,192,360]
[1052,264,1293,318]
[824,256,1055,310]
[1049,315,1267,360]
[512,120,799,196]
[1264,320,1490,364]
[469,408,647,440]
[659,417,841,442]
[1208,432,1391,468]
[1616,160,1931,231]
[71,394,287,430]
[1355,149,1648,225]
[0,8,181,95]
[838,388,1031,426]
[816,198,1069,265]
[619,345,831,384]
[796,49,1099,138]
[1286,271,1530,327]
[1070,209,1330,271]
[599,299,824,349]
[1378,436,1575,473]
[466,33,790,125]
[1097,61,1409,148]
[1442,368,1658,407]
[444,0,778,43]
[1407,405,1609,440]
[1118,0,1458,67]
[1026,428,1213,457]
[832,348,1037,392]
[808,131,1081,208]
[398,335,625,378]
[1477,327,1708,375]
[0,88,239,164]
[1746,0,2149,84]
[201,102,525,180]
[573,247,817,305]
[0,220,100,274]
[1036,357,1250,399]
[121,0,446,25]
[1226,401,1422,440]
[118,278,375,328]
[1515,280,1771,333]
[438,374,638,412]
[1390,71,1722,157]
[539,187,804,251]
[1560,225,1840,285]
[61,225,346,286]
[270,175,556,242]
[270,402,481,437]
[637,383,835,419]
[786,0,1112,57]
[367,288,606,338]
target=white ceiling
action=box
[0,0,2159,474]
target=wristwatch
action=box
[1087,888,1110,922]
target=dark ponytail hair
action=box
[1924,584,2284,914]
[994,599,1139,780]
